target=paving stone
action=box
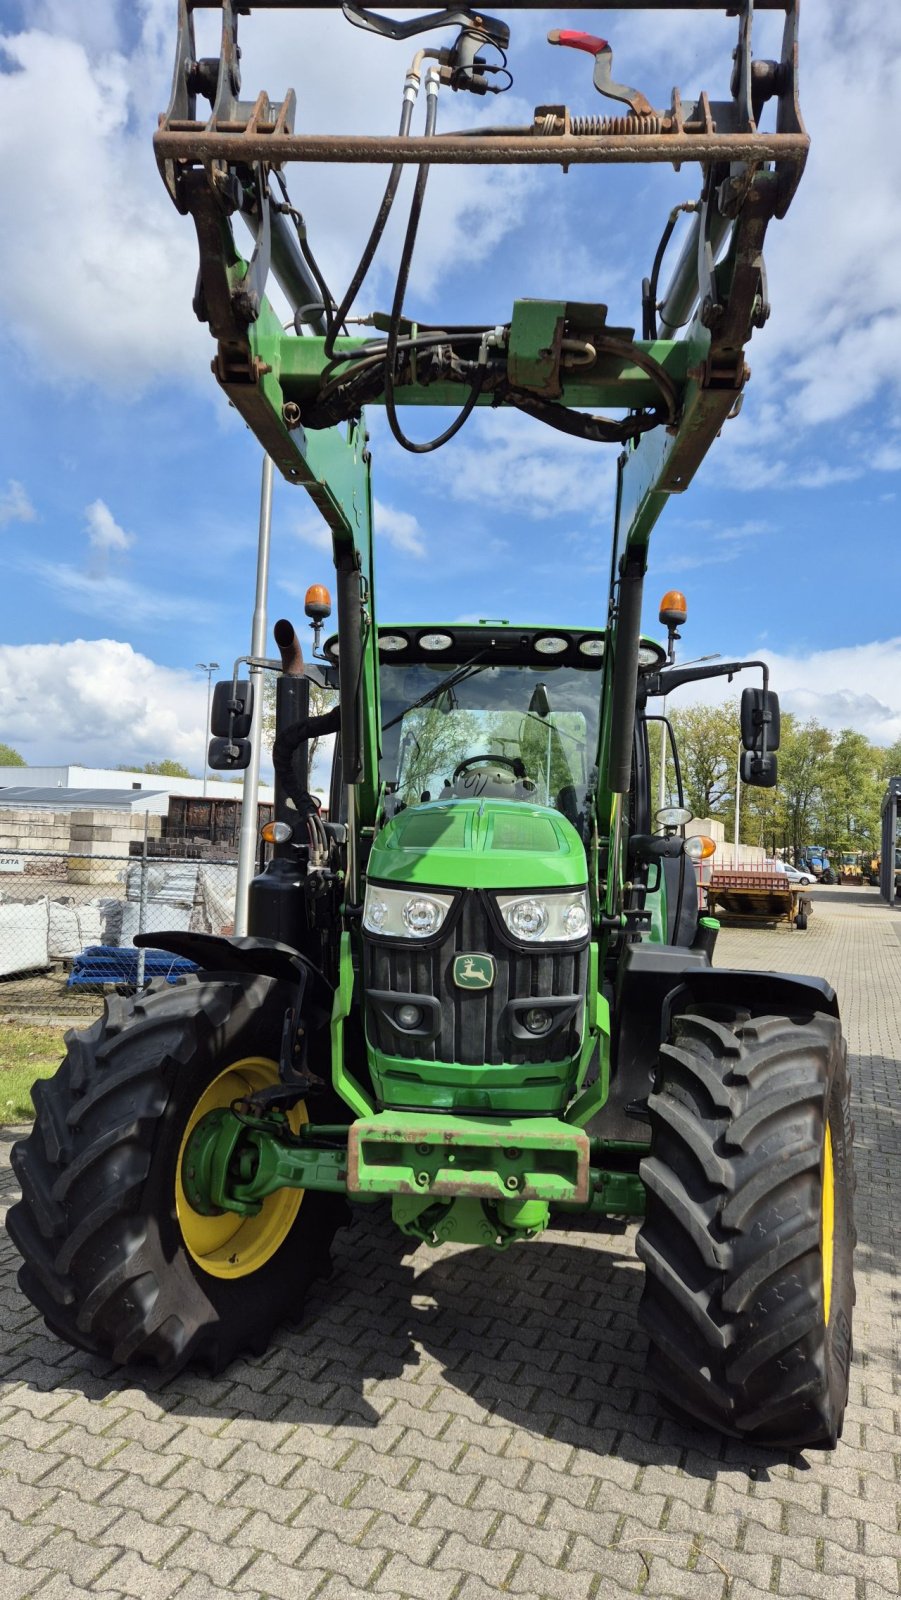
[231,1552,326,1600]
[23,1527,119,1587]
[0,893,898,1600]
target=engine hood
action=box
[367,799,588,891]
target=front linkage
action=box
[180,1100,645,1249]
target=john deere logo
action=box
[453,953,496,990]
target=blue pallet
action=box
[67,945,197,988]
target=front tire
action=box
[8,972,347,1375]
[637,1008,855,1450]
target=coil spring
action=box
[571,114,669,136]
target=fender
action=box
[132,931,334,1004]
[610,942,839,1109]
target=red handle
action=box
[547,29,609,57]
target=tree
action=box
[819,730,883,856]
[774,716,834,862]
[0,743,25,767]
[667,702,740,826]
[262,673,337,794]
[879,741,901,783]
[117,760,193,779]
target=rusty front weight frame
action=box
[157,1,805,194]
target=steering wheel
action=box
[452,753,524,782]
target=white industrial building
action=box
[0,765,274,809]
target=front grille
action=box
[364,892,588,1067]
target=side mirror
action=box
[740,687,780,752]
[211,679,254,740]
[208,736,251,771]
[741,749,778,788]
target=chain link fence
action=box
[0,849,238,1022]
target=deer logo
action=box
[452,953,496,990]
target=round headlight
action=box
[562,901,589,937]
[578,638,605,658]
[534,636,568,656]
[523,1007,552,1035]
[402,896,442,936]
[324,634,339,660]
[419,633,453,651]
[506,898,549,940]
[395,1003,423,1029]
[366,897,388,931]
[379,634,408,652]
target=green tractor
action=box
[9,0,854,1450]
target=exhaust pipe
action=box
[273,617,304,676]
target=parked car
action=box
[765,860,816,886]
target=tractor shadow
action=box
[6,1200,814,1485]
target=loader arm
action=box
[156,0,806,903]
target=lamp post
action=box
[234,453,274,935]
[196,661,219,799]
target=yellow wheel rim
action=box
[175,1058,306,1280]
[821,1119,835,1325]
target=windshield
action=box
[379,661,600,831]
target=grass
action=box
[0,1023,66,1123]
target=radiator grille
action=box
[364,892,588,1066]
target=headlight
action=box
[362,882,454,939]
[497,889,590,944]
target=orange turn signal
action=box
[684,834,716,862]
[304,583,332,621]
[659,589,688,627]
[261,820,294,844]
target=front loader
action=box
[9,1,855,1451]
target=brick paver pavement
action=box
[0,884,898,1599]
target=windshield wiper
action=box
[382,653,489,732]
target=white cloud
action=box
[0,26,205,391]
[676,636,901,745]
[0,8,534,395]
[373,498,425,558]
[293,516,332,555]
[84,498,133,554]
[432,408,619,520]
[30,561,214,627]
[0,638,209,768]
[0,479,36,527]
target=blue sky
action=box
[0,0,899,772]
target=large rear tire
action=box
[637,1008,855,1450]
[8,972,348,1375]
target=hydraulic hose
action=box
[272,705,341,817]
[384,74,488,454]
[324,82,417,363]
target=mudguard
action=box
[132,931,333,1002]
[606,943,840,1133]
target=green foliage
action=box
[0,1024,65,1123]
[667,702,740,823]
[0,743,25,767]
[879,740,901,783]
[143,759,192,778]
[666,699,887,857]
[116,760,193,778]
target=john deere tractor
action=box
[9,1,854,1450]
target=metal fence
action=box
[0,849,238,1022]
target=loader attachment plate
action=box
[347,1113,590,1205]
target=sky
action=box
[0,0,899,778]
